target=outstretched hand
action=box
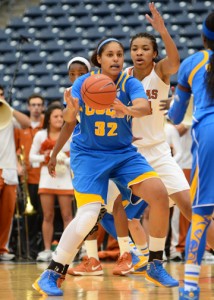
[146,2,166,34]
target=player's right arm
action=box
[48,122,75,177]
[63,87,79,123]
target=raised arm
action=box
[146,2,180,78]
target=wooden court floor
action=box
[0,260,213,300]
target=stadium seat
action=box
[28,17,50,29]
[0,52,17,64]
[40,40,62,52]
[7,17,27,30]
[45,6,67,18]
[34,27,57,41]
[24,6,44,18]
[46,51,67,64]
[40,0,59,7]
[42,87,63,102]
[52,16,72,29]
[35,74,57,88]
[58,28,80,41]
[13,75,34,88]
[22,52,44,64]
[0,41,15,53]
[30,64,50,76]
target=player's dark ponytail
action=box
[203,12,214,100]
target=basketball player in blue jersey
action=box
[32,37,178,296]
[166,12,214,300]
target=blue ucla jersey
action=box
[178,49,214,124]
[71,71,148,152]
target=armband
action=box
[168,87,191,125]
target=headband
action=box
[97,38,120,54]
[67,57,91,71]
[202,21,214,41]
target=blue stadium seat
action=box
[42,87,63,102]
[40,0,59,7]
[35,28,56,41]
[28,17,50,29]
[68,4,90,17]
[58,28,80,41]
[30,64,50,76]
[22,43,40,54]
[22,52,44,64]
[115,2,136,16]
[14,75,34,88]
[35,75,57,88]
[24,6,44,18]
[81,28,103,41]
[52,16,72,29]
[15,87,35,102]
[46,51,67,64]
[7,17,27,30]
[0,53,17,64]
[0,29,9,42]
[45,6,67,18]
[75,16,95,28]
[0,41,15,53]
[121,15,142,28]
[98,15,118,28]
[93,3,112,17]
[40,40,62,52]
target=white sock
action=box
[149,236,166,252]
[85,240,99,260]
[136,243,149,257]
[117,236,130,256]
[184,264,201,291]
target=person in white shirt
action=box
[0,85,30,261]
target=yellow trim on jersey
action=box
[91,70,130,92]
[74,190,104,208]
[128,171,159,187]
[190,166,198,204]
[121,73,130,92]
[122,199,130,208]
[188,50,209,87]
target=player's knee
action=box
[75,203,101,237]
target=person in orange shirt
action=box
[15,94,45,259]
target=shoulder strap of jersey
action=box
[188,50,209,87]
[90,70,130,92]
[90,69,101,75]
[116,72,130,92]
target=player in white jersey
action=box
[124,3,214,253]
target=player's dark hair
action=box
[43,103,63,132]
[91,38,124,68]
[130,32,159,60]
[204,12,214,100]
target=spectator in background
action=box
[15,94,45,259]
[30,103,74,262]
[0,84,30,261]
